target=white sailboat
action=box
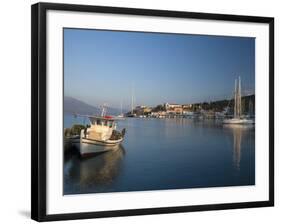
[117,100,124,118]
[127,83,136,117]
[223,76,254,125]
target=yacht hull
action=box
[223,118,255,124]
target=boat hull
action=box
[79,137,123,157]
[223,118,255,124]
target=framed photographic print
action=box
[31,2,274,222]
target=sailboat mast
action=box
[131,93,133,115]
[131,84,134,114]
[238,76,241,118]
[234,79,237,118]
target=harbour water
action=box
[64,114,255,195]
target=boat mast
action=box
[238,76,241,118]
[233,76,242,119]
[234,78,237,118]
[101,104,107,117]
[131,83,134,115]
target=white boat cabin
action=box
[86,116,117,141]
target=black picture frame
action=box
[31,2,274,222]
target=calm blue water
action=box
[64,114,255,195]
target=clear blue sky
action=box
[64,28,255,109]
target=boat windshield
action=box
[90,118,114,128]
[104,120,114,127]
[108,121,113,128]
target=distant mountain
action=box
[64,96,119,115]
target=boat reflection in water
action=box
[223,124,254,170]
[64,144,125,194]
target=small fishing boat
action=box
[78,115,125,157]
[67,106,126,157]
[117,100,125,118]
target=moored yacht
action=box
[223,76,254,125]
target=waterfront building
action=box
[165,103,183,115]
